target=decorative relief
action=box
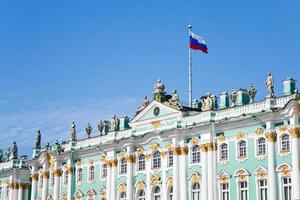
[67,166,73,174]
[99,189,106,198]
[235,169,248,182]
[160,151,167,159]
[88,160,94,165]
[166,142,174,149]
[179,147,189,155]
[54,168,62,177]
[237,156,248,163]
[135,181,145,190]
[118,150,127,158]
[151,143,160,151]
[42,171,50,179]
[255,128,265,136]
[107,159,118,168]
[236,132,246,140]
[151,120,161,129]
[86,190,95,200]
[100,156,107,162]
[135,146,145,154]
[278,125,288,133]
[288,127,300,138]
[218,159,228,166]
[256,171,267,180]
[265,132,277,142]
[118,183,126,192]
[278,165,291,177]
[126,155,135,163]
[190,137,199,145]
[190,173,200,184]
[218,175,230,184]
[218,134,226,142]
[205,143,216,151]
[166,177,173,186]
[256,155,267,160]
[145,154,151,161]
[200,144,207,152]
[31,173,38,181]
[150,175,161,185]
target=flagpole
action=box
[188,24,192,107]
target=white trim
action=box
[235,139,248,162]
[255,136,267,160]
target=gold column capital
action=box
[126,155,135,163]
[42,170,50,179]
[289,127,300,138]
[54,168,62,177]
[265,132,277,142]
[30,173,38,181]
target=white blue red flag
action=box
[189,31,208,54]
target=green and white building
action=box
[1,75,300,200]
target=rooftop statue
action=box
[36,130,41,149]
[98,120,105,135]
[230,88,238,106]
[55,140,63,154]
[70,122,77,141]
[248,83,257,103]
[169,89,182,108]
[136,96,150,114]
[265,72,275,97]
[0,149,3,162]
[45,142,50,150]
[5,147,10,161]
[153,79,165,93]
[13,141,18,159]
[201,92,215,111]
[86,123,92,138]
[110,114,119,131]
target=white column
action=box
[110,160,117,200]
[173,151,180,200]
[8,175,14,200]
[126,147,134,200]
[146,155,151,200]
[161,152,168,200]
[266,121,277,200]
[53,162,61,200]
[207,144,214,200]
[18,182,23,200]
[24,185,29,200]
[42,163,49,200]
[30,166,38,200]
[107,163,112,200]
[200,144,207,200]
[179,146,188,200]
[67,160,73,200]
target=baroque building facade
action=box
[0,75,300,200]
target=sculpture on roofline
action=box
[136,96,150,114]
[201,92,215,111]
[36,130,41,149]
[98,120,105,135]
[265,72,275,97]
[55,140,63,154]
[169,89,182,108]
[12,142,18,159]
[70,122,77,141]
[230,88,238,106]
[248,83,257,103]
[0,149,3,162]
[86,123,92,138]
[5,147,10,161]
[110,114,119,131]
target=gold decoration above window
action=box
[118,150,127,158]
[278,165,291,177]
[218,135,226,142]
[151,120,161,128]
[62,194,67,200]
[256,171,267,180]
[255,128,264,136]
[75,160,81,166]
[190,173,200,184]
[289,127,300,138]
[190,137,199,145]
[160,151,167,159]
[145,154,151,161]
[99,190,106,198]
[88,160,94,165]
[236,132,246,140]
[278,125,288,133]
[151,143,160,151]
[166,142,174,149]
[218,175,230,184]
[126,155,135,163]
[136,146,145,154]
[100,156,107,162]
[118,183,126,192]
[135,181,145,190]
[200,144,207,152]
[150,175,161,185]
[236,169,248,181]
[166,177,173,186]
[265,132,277,142]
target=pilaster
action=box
[30,166,38,200]
[200,144,207,200]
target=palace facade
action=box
[0,75,300,200]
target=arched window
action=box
[137,190,146,200]
[39,174,44,188]
[191,145,200,163]
[168,151,173,167]
[5,186,9,198]
[102,164,107,178]
[63,171,68,185]
[281,134,290,152]
[238,140,247,158]
[138,154,146,171]
[153,186,161,200]
[152,151,161,169]
[120,158,127,174]
[257,138,266,155]
[120,192,126,200]
[77,168,83,182]
[191,183,201,200]
[89,166,95,181]
[168,186,173,200]
[220,143,228,160]
[50,172,55,187]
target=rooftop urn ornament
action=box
[110,114,119,131]
[248,83,257,103]
[201,92,215,111]
[5,147,10,161]
[154,79,165,93]
[36,130,41,149]
[265,72,275,97]
[169,89,182,108]
[98,120,104,135]
[85,122,92,138]
[70,121,77,141]
[230,88,238,106]
[12,141,18,159]
[0,149,3,162]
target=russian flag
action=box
[189,31,208,54]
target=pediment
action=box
[130,101,182,124]
[74,190,84,197]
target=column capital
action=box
[54,168,62,177]
[107,159,118,168]
[200,144,207,152]
[30,173,39,181]
[42,170,50,179]
[265,132,277,142]
[289,127,300,138]
[126,155,135,163]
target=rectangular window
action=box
[282,177,292,200]
[168,151,173,167]
[64,172,68,185]
[220,183,229,200]
[239,181,248,200]
[258,179,267,200]
[102,164,107,178]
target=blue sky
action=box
[0,1,300,156]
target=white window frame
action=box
[167,151,173,167]
[237,181,248,200]
[190,145,201,164]
[120,158,127,175]
[63,170,68,185]
[281,176,292,200]
[219,143,228,161]
[137,154,146,171]
[50,172,55,188]
[220,182,230,200]
[152,151,161,169]
[137,189,146,200]
[257,179,268,200]
[280,134,290,152]
[152,186,161,200]
[76,168,83,183]
[168,186,173,200]
[88,165,95,181]
[101,164,108,178]
[236,140,247,160]
[120,191,127,200]
[39,174,44,189]
[191,182,201,200]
